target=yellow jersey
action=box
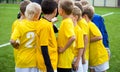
[89,21,108,66]
[11,19,38,68]
[11,19,21,63]
[74,25,84,57]
[57,18,75,68]
[12,19,19,33]
[36,18,58,71]
[77,18,89,60]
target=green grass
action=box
[0,4,120,72]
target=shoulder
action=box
[93,14,103,20]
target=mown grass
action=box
[0,4,120,72]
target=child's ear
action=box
[82,14,87,18]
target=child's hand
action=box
[58,47,65,53]
[10,39,20,49]
[73,60,79,71]
[13,43,19,49]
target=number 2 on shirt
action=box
[25,32,35,48]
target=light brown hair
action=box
[59,0,74,15]
[20,0,31,15]
[80,0,89,6]
[82,5,94,20]
[72,6,82,21]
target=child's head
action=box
[58,0,74,16]
[74,1,83,13]
[25,2,41,20]
[41,0,58,16]
[82,5,94,20]
[72,6,82,22]
[20,0,31,15]
[80,0,89,6]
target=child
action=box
[72,6,84,72]
[82,5,109,72]
[36,0,58,72]
[57,0,76,72]
[75,1,89,72]
[12,0,31,32]
[10,2,41,72]
[81,0,110,58]
[11,0,31,67]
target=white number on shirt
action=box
[25,32,35,48]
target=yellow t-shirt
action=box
[74,25,84,57]
[57,18,75,68]
[89,21,108,66]
[11,19,38,68]
[36,18,58,71]
[11,19,21,63]
[12,19,19,33]
[77,18,89,60]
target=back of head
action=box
[20,0,31,15]
[59,0,74,15]
[82,5,94,20]
[80,0,89,6]
[25,2,41,20]
[72,6,82,21]
[74,1,83,13]
[41,0,58,14]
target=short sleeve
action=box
[39,25,50,46]
[64,21,75,38]
[89,22,102,37]
[11,24,21,40]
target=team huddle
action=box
[10,0,110,72]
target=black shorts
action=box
[57,68,72,72]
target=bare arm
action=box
[90,36,102,42]
[73,48,84,70]
[82,35,88,64]
[58,36,76,53]
[10,39,19,49]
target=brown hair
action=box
[80,0,89,6]
[72,6,82,21]
[74,1,83,13]
[59,0,74,15]
[20,0,31,15]
[82,5,94,20]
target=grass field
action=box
[0,4,120,72]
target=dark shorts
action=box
[57,68,72,72]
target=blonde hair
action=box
[25,2,41,20]
[72,6,82,21]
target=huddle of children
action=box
[10,0,109,72]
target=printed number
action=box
[25,32,35,48]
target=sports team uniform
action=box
[36,17,58,72]
[89,21,109,71]
[11,19,38,72]
[73,24,84,72]
[57,18,75,69]
[77,18,89,72]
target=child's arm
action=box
[82,35,88,64]
[73,48,84,70]
[10,39,19,49]
[90,36,102,42]
[58,36,76,53]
